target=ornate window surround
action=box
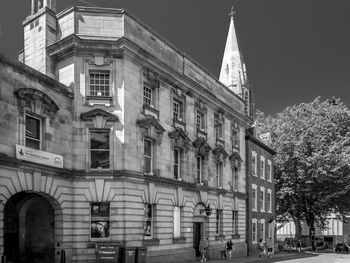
[142,68,160,119]
[83,56,115,107]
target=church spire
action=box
[219,5,251,116]
[219,5,246,94]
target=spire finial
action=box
[229,5,236,18]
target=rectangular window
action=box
[174,148,180,180]
[89,70,110,97]
[231,127,239,149]
[196,111,206,133]
[252,219,257,243]
[215,123,223,140]
[260,157,265,179]
[252,185,257,211]
[25,114,41,149]
[91,202,110,239]
[267,189,272,213]
[196,113,201,132]
[196,156,202,184]
[232,210,238,235]
[252,152,257,176]
[173,206,181,238]
[216,162,223,188]
[232,166,239,191]
[267,160,272,181]
[260,187,265,212]
[143,84,153,106]
[90,130,110,169]
[260,220,265,241]
[144,138,153,174]
[144,204,154,239]
[173,99,184,121]
[216,209,222,235]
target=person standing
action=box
[258,239,265,258]
[226,238,234,260]
[219,237,227,259]
[266,237,273,258]
[199,237,209,262]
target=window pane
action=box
[144,139,152,157]
[144,156,152,173]
[144,204,153,237]
[90,70,110,96]
[91,221,110,238]
[173,101,179,119]
[143,85,152,106]
[174,149,179,164]
[25,138,40,149]
[91,202,110,217]
[91,131,109,149]
[91,151,110,169]
[26,116,40,139]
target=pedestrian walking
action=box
[258,239,265,258]
[199,237,209,262]
[266,237,273,258]
[219,237,227,259]
[226,238,234,260]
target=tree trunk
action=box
[294,218,302,241]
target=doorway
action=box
[4,192,56,263]
[193,222,202,257]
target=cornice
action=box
[0,53,74,99]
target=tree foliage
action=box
[256,97,350,237]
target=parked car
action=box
[334,242,350,252]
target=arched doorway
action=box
[4,192,59,263]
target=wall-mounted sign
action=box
[15,144,63,168]
[96,243,119,261]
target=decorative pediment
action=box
[212,145,228,162]
[81,108,120,129]
[192,137,211,157]
[137,117,165,144]
[195,99,207,113]
[168,128,192,150]
[15,88,59,124]
[229,151,243,167]
[143,68,159,89]
[214,109,225,122]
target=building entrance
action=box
[193,222,202,257]
[4,192,56,263]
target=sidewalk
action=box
[188,252,300,263]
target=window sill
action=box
[143,238,160,246]
[173,237,186,244]
[173,118,186,130]
[216,138,225,147]
[196,129,207,139]
[87,240,121,248]
[143,104,159,119]
[86,96,112,106]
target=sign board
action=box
[15,144,63,168]
[96,244,119,261]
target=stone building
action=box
[0,1,254,262]
[245,129,276,255]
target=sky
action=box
[0,0,350,116]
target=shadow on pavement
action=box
[265,252,323,262]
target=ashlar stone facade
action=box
[0,1,255,262]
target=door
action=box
[193,222,202,257]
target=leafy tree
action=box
[256,97,350,240]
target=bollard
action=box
[60,249,66,263]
